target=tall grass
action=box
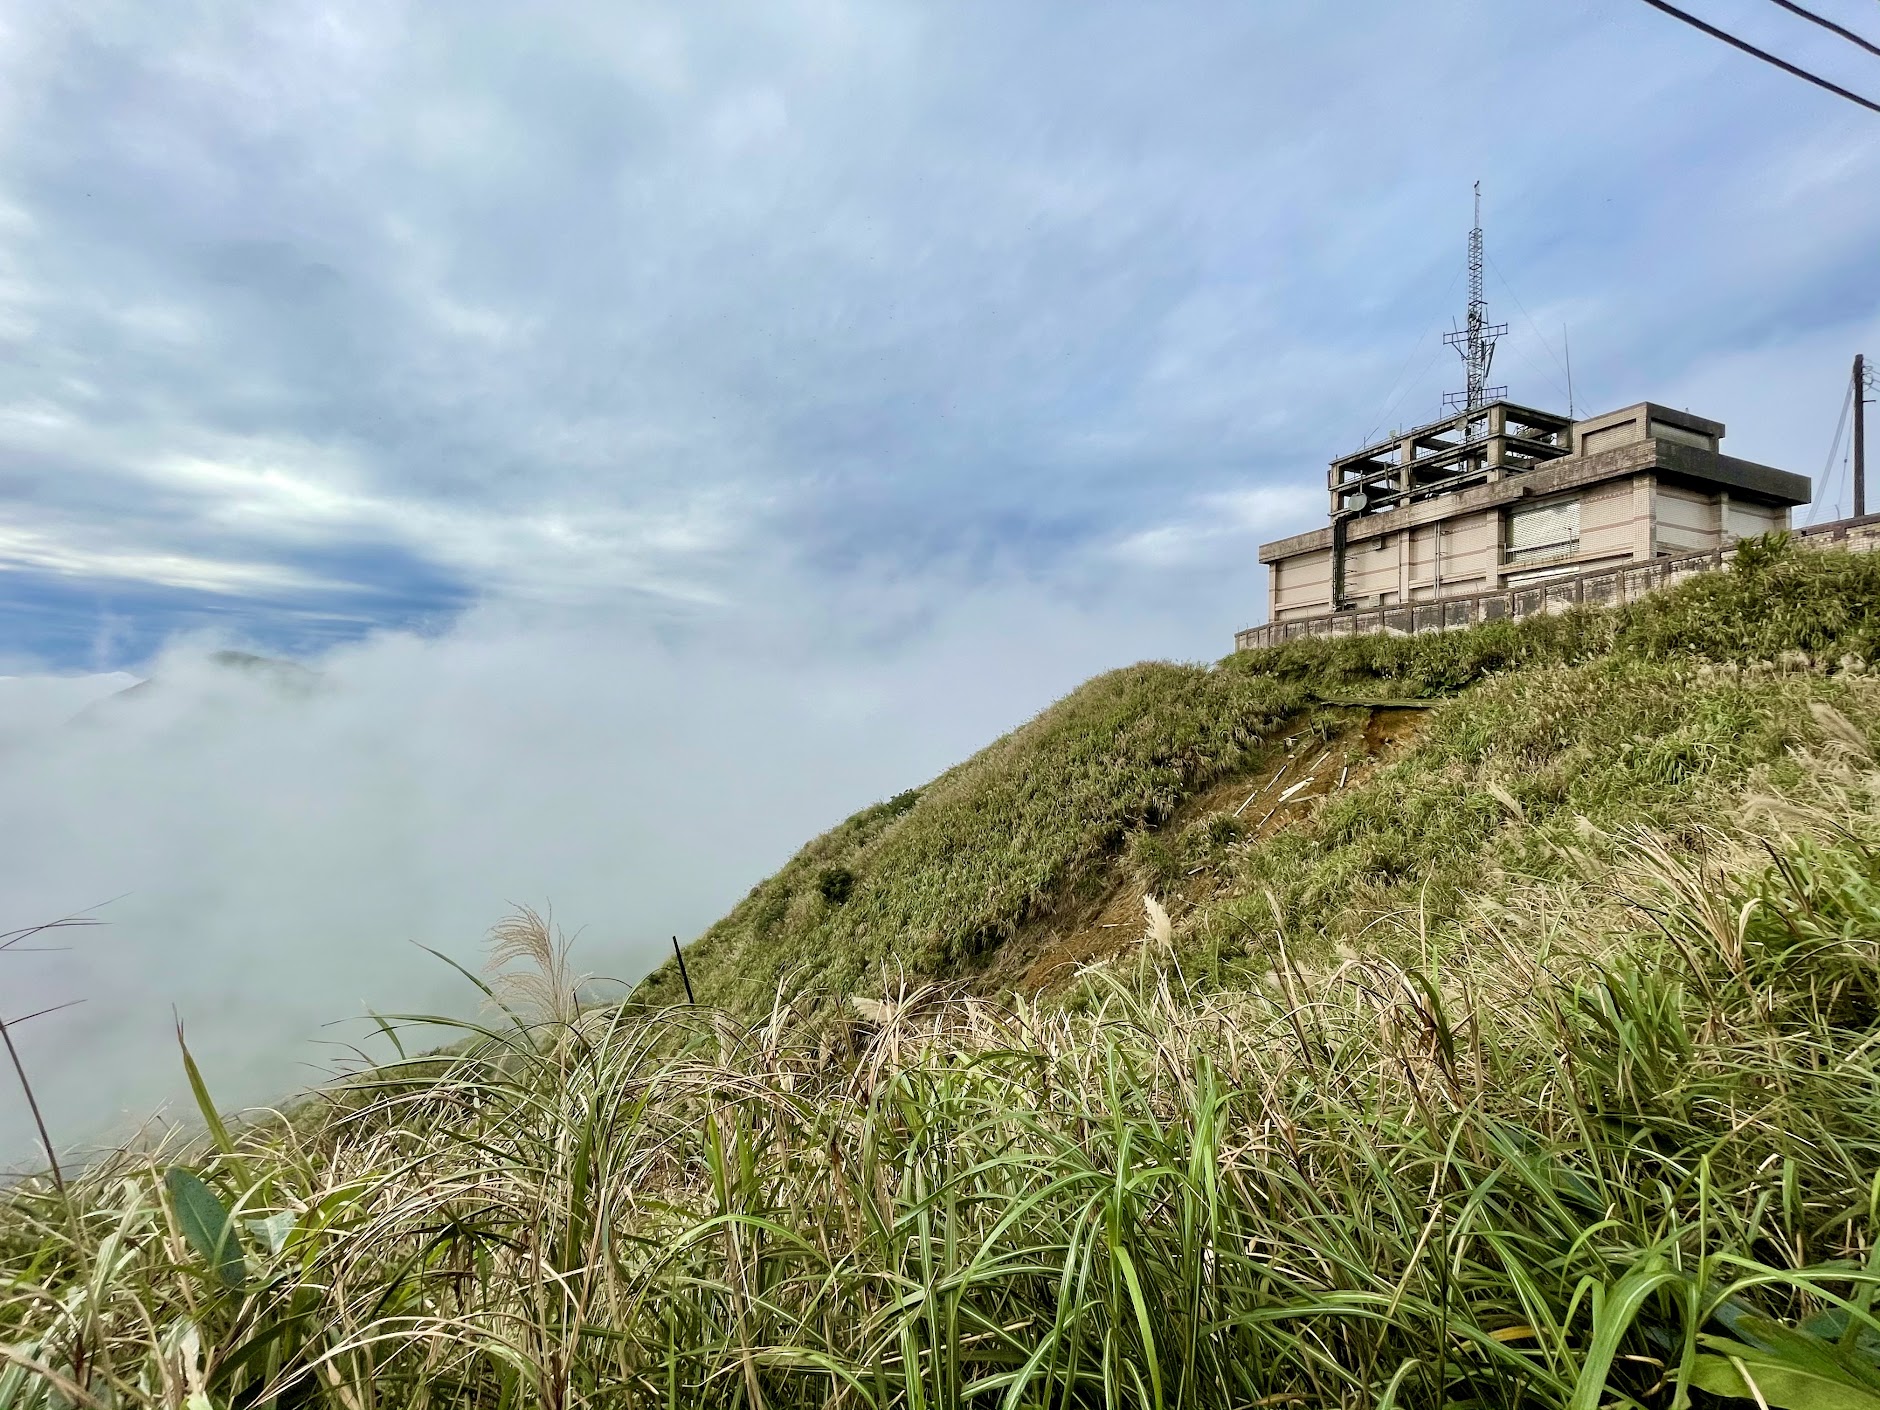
[1179,660,1874,991]
[10,543,1880,1406]
[8,756,1880,1407]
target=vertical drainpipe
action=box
[1331,512,1353,610]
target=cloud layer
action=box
[3,1,1878,662]
[0,576,1244,1163]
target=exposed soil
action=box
[1363,705,1429,756]
[982,705,1433,995]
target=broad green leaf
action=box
[244,1212,296,1256]
[1687,1348,1880,1410]
[1569,1255,1686,1410]
[164,1166,246,1289]
[1726,1315,1880,1393]
[1803,1308,1880,1368]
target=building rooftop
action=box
[1260,401,1809,564]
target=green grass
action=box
[641,662,1307,1012]
[1177,658,1855,984]
[1232,531,1880,696]
[7,769,1880,1408]
[648,539,1880,1018]
[9,539,1880,1408]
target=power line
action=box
[1371,342,1452,443]
[1762,0,1880,62]
[1808,375,1855,525]
[1486,251,1574,389]
[1635,0,1880,114]
[1503,337,1573,406]
[1564,326,1575,419]
[1358,264,1462,449]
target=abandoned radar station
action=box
[1237,186,1819,651]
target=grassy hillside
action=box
[637,663,1307,1011]
[644,537,1880,1014]
[8,539,1880,1408]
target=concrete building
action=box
[1247,398,1810,639]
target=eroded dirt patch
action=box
[990,704,1432,994]
[1364,705,1428,756]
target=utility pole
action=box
[1858,352,1871,519]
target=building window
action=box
[1506,497,1580,563]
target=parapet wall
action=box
[1233,513,1880,654]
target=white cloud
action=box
[0,418,765,611]
[707,87,790,154]
[1,0,1879,1164]
[0,671,138,741]
[0,571,1231,1165]
[0,525,342,595]
[1,0,1876,659]
[1108,484,1321,570]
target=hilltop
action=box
[8,536,1880,1408]
[637,534,1880,1019]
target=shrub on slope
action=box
[1232,531,1880,696]
[638,664,1306,1010]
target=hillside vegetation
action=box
[643,537,1880,1014]
[637,663,1307,1010]
[7,539,1880,1408]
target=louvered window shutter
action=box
[1507,499,1579,560]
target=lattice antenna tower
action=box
[1442,182,1507,428]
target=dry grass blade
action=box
[483,904,588,1029]
[1810,700,1873,758]
[1142,894,1173,952]
[8,547,1880,1408]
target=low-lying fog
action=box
[0,584,1227,1166]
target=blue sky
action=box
[3,0,1878,670]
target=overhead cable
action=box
[1486,252,1574,389]
[1810,376,1855,525]
[1358,264,1461,450]
[1636,0,1880,114]
[1762,0,1880,62]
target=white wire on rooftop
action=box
[1357,264,1462,451]
[1487,253,1575,397]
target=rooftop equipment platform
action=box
[1329,401,1575,519]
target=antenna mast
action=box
[1443,182,1507,425]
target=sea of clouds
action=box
[0,577,1235,1166]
